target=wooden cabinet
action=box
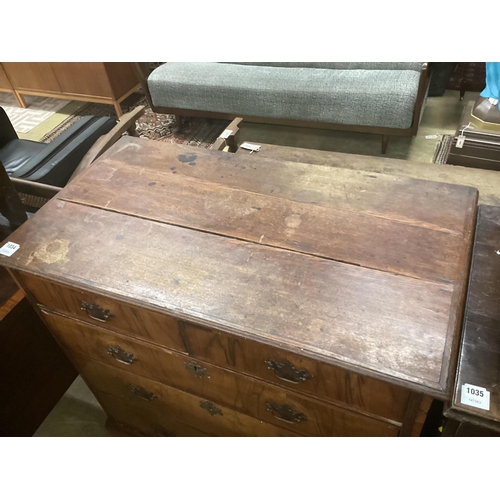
[0,64,26,108]
[50,63,112,97]
[443,205,500,436]
[0,137,478,437]
[0,62,140,117]
[0,64,14,91]
[2,63,61,93]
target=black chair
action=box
[0,105,145,211]
[0,106,116,188]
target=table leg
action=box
[14,91,27,109]
[113,101,123,118]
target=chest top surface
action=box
[0,136,478,397]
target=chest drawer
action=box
[76,355,301,437]
[16,272,186,353]
[183,322,411,423]
[44,310,399,436]
[95,392,211,437]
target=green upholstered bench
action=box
[135,62,430,153]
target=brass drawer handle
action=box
[266,401,307,424]
[200,401,223,416]
[130,384,156,401]
[185,360,209,378]
[107,346,137,365]
[81,300,114,322]
[265,360,313,384]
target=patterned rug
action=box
[432,135,453,164]
[41,94,230,149]
[0,93,71,134]
[15,94,230,211]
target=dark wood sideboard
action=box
[444,205,500,436]
[0,63,140,117]
[0,137,478,436]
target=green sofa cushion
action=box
[148,62,422,129]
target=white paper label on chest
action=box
[461,383,490,411]
[0,241,20,257]
[219,129,232,139]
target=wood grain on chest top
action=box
[0,136,478,398]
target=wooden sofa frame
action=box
[133,63,430,154]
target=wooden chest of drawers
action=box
[0,137,478,436]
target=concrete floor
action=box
[238,89,474,162]
[34,89,497,437]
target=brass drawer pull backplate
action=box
[81,301,114,322]
[200,401,223,416]
[266,401,307,424]
[107,345,137,365]
[130,384,156,401]
[185,360,209,378]
[265,359,313,384]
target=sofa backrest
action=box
[225,62,423,72]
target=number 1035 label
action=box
[461,384,490,411]
[0,241,20,257]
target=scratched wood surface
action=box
[449,205,500,423]
[94,137,474,232]
[0,137,478,398]
[61,160,471,282]
[232,142,500,207]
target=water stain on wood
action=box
[178,154,197,163]
[26,239,71,266]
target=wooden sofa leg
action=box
[127,123,139,137]
[381,135,390,154]
[175,115,183,131]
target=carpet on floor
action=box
[0,94,71,134]
[40,94,230,149]
[11,93,230,211]
[432,134,453,164]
